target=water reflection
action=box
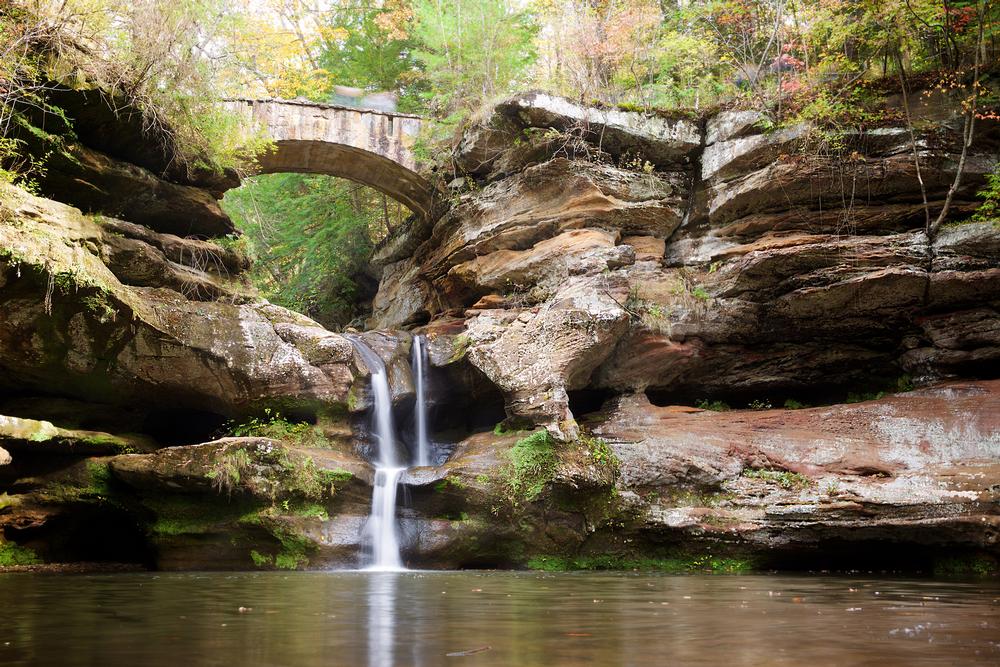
[366,573,397,667]
[0,572,997,666]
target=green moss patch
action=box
[317,468,353,486]
[434,477,467,493]
[271,527,312,570]
[0,542,41,567]
[526,553,756,573]
[145,495,262,537]
[504,430,558,504]
[250,550,273,567]
[933,555,998,577]
[742,468,812,490]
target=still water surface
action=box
[1,571,998,666]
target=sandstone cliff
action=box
[0,90,997,573]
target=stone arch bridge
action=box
[224,98,436,218]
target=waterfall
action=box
[412,335,432,467]
[350,338,404,571]
[367,468,404,570]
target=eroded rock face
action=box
[464,283,629,438]
[461,91,702,171]
[0,177,379,571]
[2,89,999,573]
[368,149,691,432]
[370,94,1000,438]
[0,184,359,420]
[0,437,373,570]
[390,381,999,570]
[16,81,240,237]
[35,84,240,194]
[590,381,1000,560]
[38,144,236,238]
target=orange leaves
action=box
[374,0,414,41]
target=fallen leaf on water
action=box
[446,646,492,657]
[565,633,592,637]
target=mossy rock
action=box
[0,414,153,456]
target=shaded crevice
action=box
[753,540,996,575]
[643,369,916,410]
[431,362,507,435]
[5,503,153,567]
[142,408,228,446]
[568,388,617,419]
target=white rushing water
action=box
[366,467,404,570]
[350,338,404,571]
[412,335,432,467]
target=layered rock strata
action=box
[1,89,998,573]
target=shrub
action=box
[973,162,1000,222]
[742,468,811,490]
[227,409,325,447]
[206,449,253,496]
[0,541,40,566]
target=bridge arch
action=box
[224,99,437,218]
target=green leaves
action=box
[222,173,403,328]
[973,162,1000,222]
[411,0,537,117]
[318,0,427,112]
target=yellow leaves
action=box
[374,5,414,41]
[319,25,350,43]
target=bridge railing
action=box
[221,97,424,120]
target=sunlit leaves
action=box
[411,0,537,117]
[222,173,407,328]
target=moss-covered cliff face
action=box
[0,89,997,574]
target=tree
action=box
[222,173,408,328]
[318,0,426,112]
[1,0,271,176]
[533,0,664,106]
[411,0,537,120]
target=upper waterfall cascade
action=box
[412,335,432,467]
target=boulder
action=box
[104,438,373,570]
[465,279,629,438]
[498,92,702,166]
[37,144,236,238]
[109,437,368,500]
